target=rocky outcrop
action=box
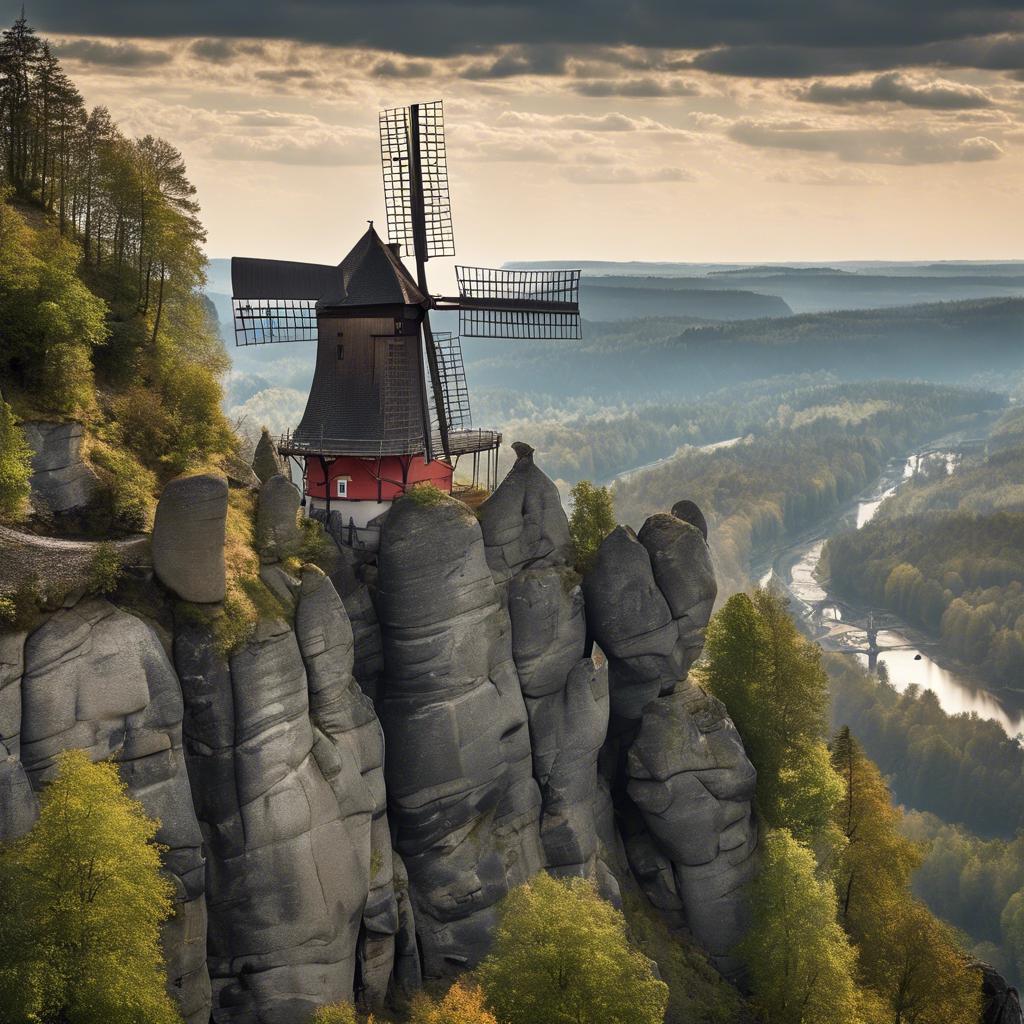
[22,420,99,515]
[176,604,385,1024]
[979,962,1024,1024]
[152,474,228,603]
[12,600,210,1023]
[256,475,301,562]
[480,445,609,880]
[478,442,572,584]
[377,493,543,977]
[1,448,762,1022]
[252,428,288,484]
[627,686,757,979]
[584,502,757,983]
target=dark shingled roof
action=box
[230,225,426,310]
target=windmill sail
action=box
[452,266,581,340]
[230,256,336,346]
[379,100,455,261]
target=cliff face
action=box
[0,445,758,1023]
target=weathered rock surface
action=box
[0,455,764,1022]
[627,685,757,980]
[13,600,210,1023]
[377,494,543,976]
[176,606,382,1024]
[979,962,1024,1024]
[22,420,99,514]
[478,442,572,583]
[252,427,288,484]
[585,502,756,983]
[256,474,301,562]
[153,474,228,603]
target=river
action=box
[759,448,1024,738]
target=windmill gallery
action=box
[230,101,581,547]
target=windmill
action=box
[230,100,581,547]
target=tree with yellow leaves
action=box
[0,749,180,1024]
[409,981,498,1024]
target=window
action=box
[336,342,344,361]
[336,478,349,498]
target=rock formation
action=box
[22,420,99,515]
[152,473,228,604]
[0,442,760,1022]
[583,509,757,982]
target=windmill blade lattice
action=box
[379,101,455,261]
[454,266,582,340]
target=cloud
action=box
[189,38,266,61]
[801,71,994,109]
[497,110,682,133]
[28,2,1024,76]
[766,166,887,186]
[727,118,1006,164]
[561,164,695,184]
[571,76,702,97]
[53,38,172,68]
[372,57,434,78]
[461,45,569,79]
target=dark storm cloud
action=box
[800,71,994,108]
[53,38,172,67]
[21,1,1024,76]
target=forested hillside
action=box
[828,654,1024,984]
[0,14,233,532]
[614,382,1002,594]
[823,409,1024,697]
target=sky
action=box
[7,1,1024,269]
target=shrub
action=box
[88,542,124,594]
[476,873,668,1024]
[89,438,156,531]
[409,981,497,1024]
[568,480,615,574]
[310,1002,359,1024]
[0,399,32,523]
[406,482,449,507]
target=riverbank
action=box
[749,423,1024,736]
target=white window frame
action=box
[336,477,350,498]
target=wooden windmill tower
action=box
[230,100,580,546]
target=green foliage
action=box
[0,748,180,1024]
[620,891,749,1024]
[88,437,157,531]
[822,418,1024,695]
[406,482,449,507]
[901,810,1024,986]
[612,381,999,595]
[87,541,123,594]
[296,517,332,568]
[0,18,236,487]
[0,398,32,522]
[827,652,1024,837]
[476,873,668,1024]
[827,731,982,1023]
[739,829,862,1024]
[702,589,843,844]
[568,479,615,574]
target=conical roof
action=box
[317,224,426,310]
